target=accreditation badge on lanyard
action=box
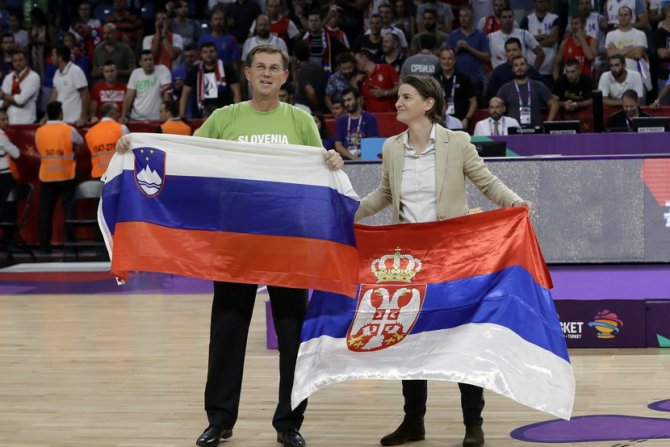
[515,81,532,125]
[446,74,456,115]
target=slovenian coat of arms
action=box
[347,248,426,352]
[133,147,166,198]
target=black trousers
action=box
[38,179,76,252]
[0,173,15,244]
[402,380,484,426]
[204,281,308,432]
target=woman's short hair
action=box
[400,75,446,124]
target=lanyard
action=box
[514,81,531,108]
[347,114,363,137]
[449,74,456,99]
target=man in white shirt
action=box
[0,49,40,124]
[489,6,544,69]
[49,45,89,127]
[242,15,288,62]
[474,96,521,136]
[520,0,560,83]
[605,6,648,77]
[121,50,173,122]
[142,10,184,72]
[602,0,648,30]
[598,54,644,106]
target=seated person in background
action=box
[89,61,127,123]
[553,14,596,82]
[598,54,644,107]
[312,112,334,150]
[354,49,399,113]
[552,58,594,113]
[330,99,345,120]
[156,99,192,135]
[485,37,543,100]
[473,96,521,136]
[334,86,380,160]
[606,88,650,129]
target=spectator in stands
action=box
[434,47,477,129]
[378,3,409,50]
[157,99,192,135]
[0,49,40,124]
[330,98,345,119]
[313,111,334,150]
[0,108,21,220]
[489,7,544,70]
[143,10,184,72]
[49,46,89,127]
[653,3,670,106]
[470,0,493,26]
[552,57,594,113]
[568,0,605,80]
[379,33,405,74]
[288,0,309,35]
[70,2,101,40]
[401,34,439,77]
[324,4,350,49]
[473,96,521,136]
[497,55,558,128]
[90,61,127,123]
[520,0,560,86]
[122,51,173,122]
[553,15,596,81]
[478,0,509,35]
[599,54,644,106]
[416,0,454,33]
[242,15,288,63]
[227,0,263,45]
[0,33,16,80]
[606,88,650,128]
[325,52,356,113]
[485,37,543,100]
[650,77,670,109]
[302,9,347,75]
[278,81,294,104]
[84,102,129,179]
[411,9,447,55]
[105,0,143,53]
[71,20,103,62]
[170,0,201,46]
[8,13,28,50]
[449,4,491,103]
[27,7,53,84]
[293,40,326,113]
[602,0,648,31]
[354,49,399,113]
[62,32,90,76]
[605,6,648,80]
[259,0,300,48]
[199,10,241,67]
[93,23,136,83]
[180,42,241,119]
[35,101,83,255]
[334,86,380,160]
[354,13,384,58]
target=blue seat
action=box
[360,138,386,160]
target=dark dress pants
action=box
[204,281,308,432]
[402,380,484,425]
[38,179,76,252]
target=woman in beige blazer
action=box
[355,75,531,447]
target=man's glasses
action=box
[251,64,284,74]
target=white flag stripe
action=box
[292,323,575,420]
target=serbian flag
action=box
[292,207,575,419]
[98,133,360,296]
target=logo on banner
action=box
[133,147,166,197]
[588,309,624,339]
[347,248,425,352]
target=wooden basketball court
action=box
[1,288,669,447]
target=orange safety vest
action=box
[36,122,76,182]
[161,119,192,136]
[85,120,123,178]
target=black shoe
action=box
[276,428,306,447]
[380,421,425,446]
[463,424,484,447]
[196,425,233,447]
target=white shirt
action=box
[598,69,644,99]
[0,68,41,124]
[142,32,185,55]
[399,124,438,224]
[489,28,541,68]
[524,12,560,75]
[473,116,521,136]
[605,27,647,73]
[241,35,288,62]
[52,62,89,124]
[0,129,20,173]
[127,65,172,120]
[45,120,84,146]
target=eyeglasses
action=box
[251,64,284,74]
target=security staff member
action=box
[85,102,129,179]
[35,101,83,254]
[156,99,192,135]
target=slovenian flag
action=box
[98,133,360,296]
[292,207,575,420]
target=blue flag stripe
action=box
[301,265,569,362]
[101,171,359,246]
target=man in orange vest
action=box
[35,101,83,255]
[85,102,129,179]
[156,99,192,135]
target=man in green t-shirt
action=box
[193,45,343,447]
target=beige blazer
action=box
[356,125,522,224]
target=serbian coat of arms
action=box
[347,248,426,352]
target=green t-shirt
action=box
[195,101,322,148]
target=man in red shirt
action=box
[354,50,399,113]
[89,61,127,122]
